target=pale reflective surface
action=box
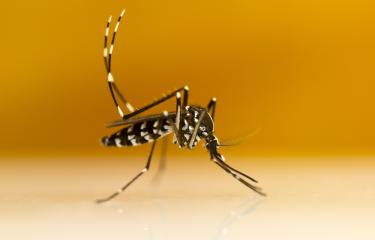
[1,157,374,239]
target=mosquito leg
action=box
[103,12,190,120]
[103,15,112,72]
[104,10,135,117]
[96,140,157,204]
[207,97,217,120]
[123,86,188,120]
[112,83,137,112]
[213,159,266,196]
[213,149,258,183]
[168,93,184,147]
[219,160,258,183]
[175,92,182,130]
[183,85,189,108]
[188,112,206,149]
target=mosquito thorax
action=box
[172,105,215,149]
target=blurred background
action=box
[1,0,375,157]
[1,1,375,239]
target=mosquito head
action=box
[205,134,225,161]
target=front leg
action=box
[207,97,217,120]
[123,85,189,120]
[171,92,184,147]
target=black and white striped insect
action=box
[97,9,265,203]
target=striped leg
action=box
[219,159,258,183]
[104,10,190,120]
[175,92,182,130]
[207,97,217,120]
[173,85,189,145]
[96,140,157,204]
[170,92,186,147]
[213,159,266,196]
[188,111,206,149]
[122,86,189,120]
[183,85,189,108]
[104,9,136,117]
[176,85,191,129]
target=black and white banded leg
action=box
[96,140,157,203]
[172,91,185,147]
[188,111,206,149]
[182,85,189,108]
[207,97,217,120]
[123,85,189,120]
[219,159,258,183]
[213,159,266,196]
[104,11,191,121]
[214,160,265,196]
[104,9,136,117]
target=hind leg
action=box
[96,140,157,203]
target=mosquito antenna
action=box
[219,128,262,147]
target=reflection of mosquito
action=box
[96,9,266,203]
[212,197,264,240]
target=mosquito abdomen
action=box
[102,118,173,147]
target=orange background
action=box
[1,0,375,157]
[1,3,375,238]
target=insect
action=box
[97,9,265,203]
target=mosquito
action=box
[97,9,265,203]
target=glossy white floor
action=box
[1,156,374,240]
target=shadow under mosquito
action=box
[96,195,265,240]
